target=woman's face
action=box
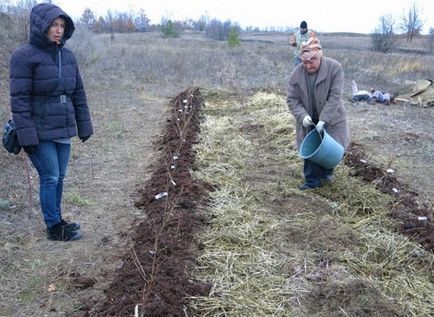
[47,17,65,44]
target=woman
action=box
[287,34,350,190]
[10,3,93,241]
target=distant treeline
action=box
[0,0,295,39]
[1,0,432,53]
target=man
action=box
[290,21,310,66]
[287,33,350,190]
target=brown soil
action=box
[82,88,211,316]
[345,142,434,251]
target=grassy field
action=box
[0,30,433,316]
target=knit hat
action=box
[300,32,323,60]
[300,21,307,29]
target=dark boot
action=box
[47,223,81,241]
[60,219,80,231]
[298,183,320,190]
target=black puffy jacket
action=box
[10,3,93,146]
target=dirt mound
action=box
[83,87,211,316]
[345,142,434,251]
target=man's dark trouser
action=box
[303,159,333,188]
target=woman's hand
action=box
[80,136,90,143]
[23,145,37,155]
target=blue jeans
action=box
[28,141,71,228]
[303,159,333,188]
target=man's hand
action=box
[302,115,313,128]
[316,120,325,133]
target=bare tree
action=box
[193,14,209,32]
[371,14,398,53]
[4,0,35,44]
[79,8,97,31]
[135,9,150,32]
[205,19,238,41]
[105,10,115,40]
[0,12,14,62]
[400,3,424,42]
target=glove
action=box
[316,120,325,133]
[80,136,90,143]
[302,115,313,128]
[23,145,37,155]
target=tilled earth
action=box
[79,88,433,316]
[345,142,434,251]
[83,88,211,316]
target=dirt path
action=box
[0,82,167,316]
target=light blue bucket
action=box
[300,128,344,169]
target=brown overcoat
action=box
[287,56,350,150]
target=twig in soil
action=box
[339,306,351,317]
[131,247,148,283]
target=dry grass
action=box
[190,91,434,316]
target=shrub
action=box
[228,27,240,47]
[161,19,179,38]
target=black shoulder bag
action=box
[2,118,22,154]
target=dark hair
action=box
[300,21,307,29]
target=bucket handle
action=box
[309,122,323,141]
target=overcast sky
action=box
[52,0,433,34]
